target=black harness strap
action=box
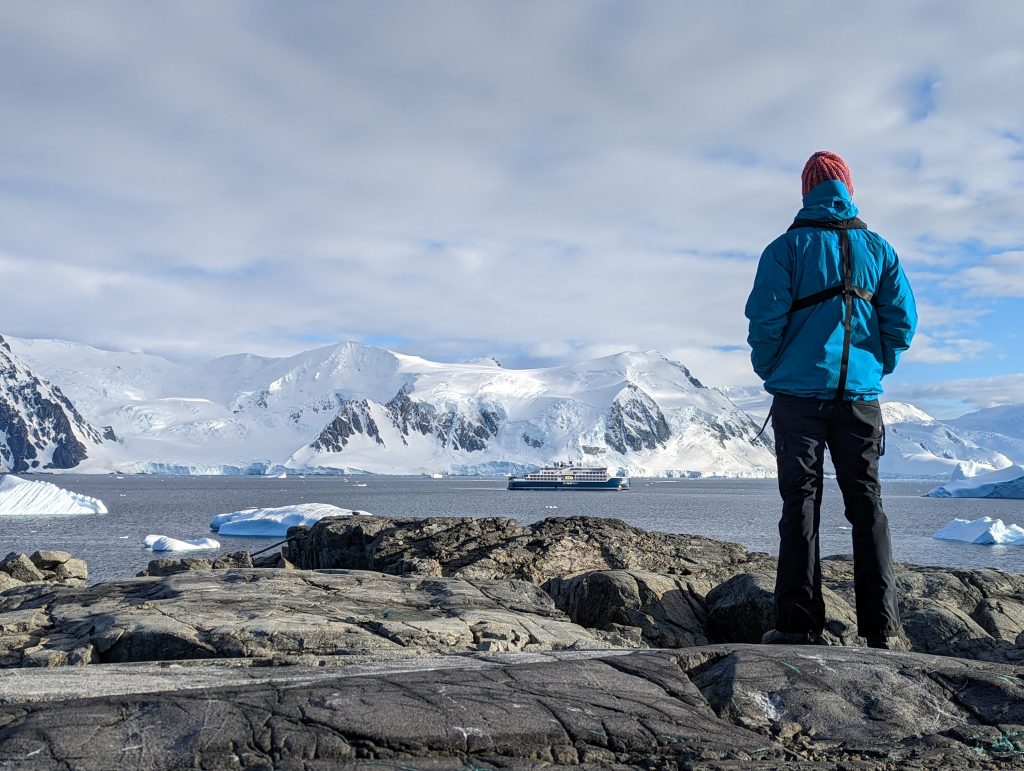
[786,217,869,402]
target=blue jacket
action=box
[744,180,917,400]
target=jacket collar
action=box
[794,179,859,223]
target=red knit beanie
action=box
[801,151,854,196]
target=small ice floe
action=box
[143,534,220,552]
[210,503,373,537]
[926,464,1024,499]
[0,475,108,516]
[933,516,1024,546]
[352,483,368,487]
[545,505,558,509]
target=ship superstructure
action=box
[507,462,629,491]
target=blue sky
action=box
[1,2,1022,417]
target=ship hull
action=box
[507,478,629,491]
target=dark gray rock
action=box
[287,517,1024,665]
[544,569,712,648]
[705,572,858,646]
[53,558,87,583]
[252,551,294,569]
[0,553,44,583]
[0,568,611,667]
[286,515,768,586]
[604,383,672,453]
[383,384,502,452]
[136,556,213,577]
[211,550,254,569]
[310,398,384,451]
[28,550,72,571]
[0,335,104,471]
[0,645,1022,769]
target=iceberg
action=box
[143,535,220,552]
[210,503,371,537]
[925,464,1024,499]
[0,475,108,515]
[933,517,1024,546]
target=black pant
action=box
[771,394,900,638]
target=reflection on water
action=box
[1,475,1022,582]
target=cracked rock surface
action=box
[4,515,1024,768]
[1,646,1022,769]
[0,568,611,668]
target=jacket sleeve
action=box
[872,242,917,375]
[744,238,793,381]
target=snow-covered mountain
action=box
[0,335,109,472]
[878,402,1012,479]
[9,334,1024,480]
[5,337,776,477]
[943,405,1024,465]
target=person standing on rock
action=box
[744,151,917,649]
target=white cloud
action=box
[959,252,1024,297]
[0,2,1022,389]
[887,373,1024,419]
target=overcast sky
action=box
[1,2,1022,417]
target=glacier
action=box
[0,475,108,515]
[933,516,1024,546]
[211,503,371,536]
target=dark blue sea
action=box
[2,475,1023,582]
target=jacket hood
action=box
[794,179,859,222]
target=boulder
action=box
[286,515,771,585]
[252,552,293,569]
[705,572,859,646]
[0,574,22,593]
[53,558,87,582]
[972,597,1024,641]
[211,551,254,570]
[543,569,711,647]
[137,557,213,577]
[0,553,44,584]
[28,550,72,571]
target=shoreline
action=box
[2,515,1024,767]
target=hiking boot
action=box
[761,629,828,646]
[866,636,897,650]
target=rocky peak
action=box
[605,383,672,454]
[310,399,384,452]
[0,337,105,472]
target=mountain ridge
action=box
[4,334,1024,479]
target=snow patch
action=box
[933,516,1024,546]
[211,503,371,536]
[0,475,107,515]
[745,690,783,721]
[143,534,220,552]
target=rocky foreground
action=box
[1,516,1023,769]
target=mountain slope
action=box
[0,335,108,472]
[15,333,1024,480]
[7,339,777,477]
[879,402,1012,479]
